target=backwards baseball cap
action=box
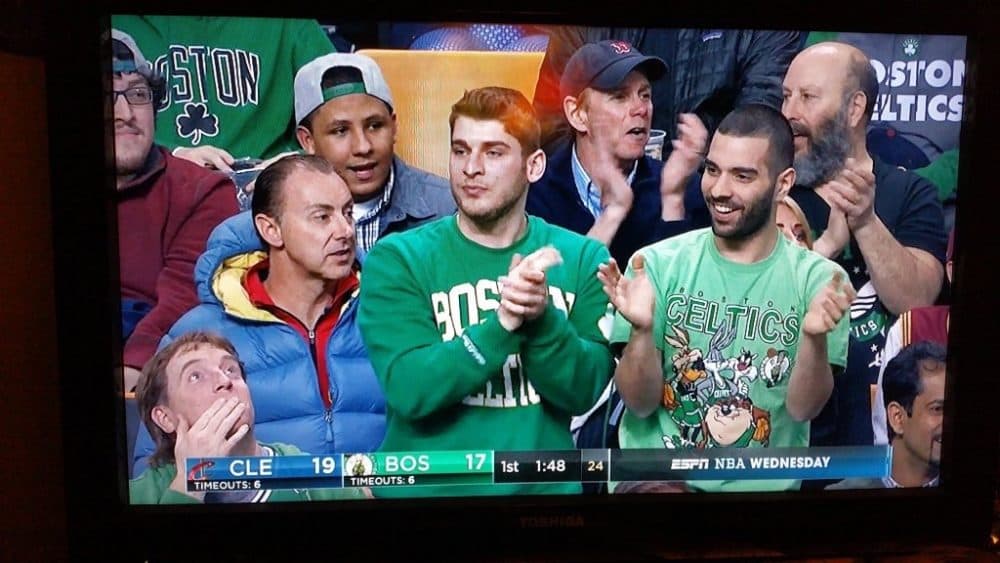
[559,40,667,99]
[111,29,153,78]
[294,53,395,125]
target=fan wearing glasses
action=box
[112,29,239,393]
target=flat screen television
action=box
[46,2,999,560]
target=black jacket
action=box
[533,27,802,150]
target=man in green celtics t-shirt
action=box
[358,87,615,497]
[599,105,854,493]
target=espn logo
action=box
[670,458,709,470]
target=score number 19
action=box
[311,456,337,474]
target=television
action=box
[45,2,999,560]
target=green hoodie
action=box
[358,215,615,497]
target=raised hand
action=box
[587,143,634,215]
[803,271,856,336]
[168,396,250,500]
[173,397,250,475]
[823,158,876,231]
[497,246,564,331]
[597,254,655,331]
[660,113,707,194]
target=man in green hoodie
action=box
[358,87,615,497]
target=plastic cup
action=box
[645,129,667,161]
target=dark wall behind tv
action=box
[0,49,68,561]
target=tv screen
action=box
[47,3,999,560]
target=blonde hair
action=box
[776,197,814,250]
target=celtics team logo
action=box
[345,453,376,476]
[175,103,220,145]
[902,37,920,57]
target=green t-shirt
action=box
[611,229,850,492]
[128,442,368,504]
[111,16,334,159]
[358,215,615,497]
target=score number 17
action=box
[465,453,488,471]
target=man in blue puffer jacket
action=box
[132,154,385,477]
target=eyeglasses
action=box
[112,86,153,106]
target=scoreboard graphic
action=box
[186,446,890,492]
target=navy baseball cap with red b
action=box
[559,40,667,99]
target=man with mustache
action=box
[828,341,945,489]
[112,29,239,393]
[527,40,710,269]
[130,155,385,478]
[783,42,948,448]
[294,53,455,262]
[601,105,853,493]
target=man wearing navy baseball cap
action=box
[527,40,711,459]
[528,40,710,268]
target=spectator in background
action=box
[112,29,238,392]
[112,16,335,171]
[782,42,947,448]
[294,53,455,261]
[871,229,953,446]
[829,341,945,489]
[130,331,368,503]
[776,196,850,258]
[527,40,710,268]
[131,155,385,477]
[804,32,965,233]
[533,27,801,152]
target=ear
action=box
[254,213,284,249]
[390,113,398,145]
[563,95,589,135]
[774,166,796,202]
[151,405,177,434]
[887,401,908,438]
[847,90,868,129]
[525,148,546,183]
[296,125,315,153]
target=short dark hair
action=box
[136,332,244,468]
[882,341,947,441]
[111,38,166,109]
[251,154,337,245]
[715,104,794,183]
[300,66,392,129]
[449,86,541,156]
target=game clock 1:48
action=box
[493,451,581,484]
[536,458,567,473]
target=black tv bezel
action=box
[48,2,998,560]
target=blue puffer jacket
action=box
[131,211,386,477]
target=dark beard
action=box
[793,105,852,187]
[709,183,778,242]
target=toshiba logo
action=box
[670,458,709,470]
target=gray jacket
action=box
[378,155,455,238]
